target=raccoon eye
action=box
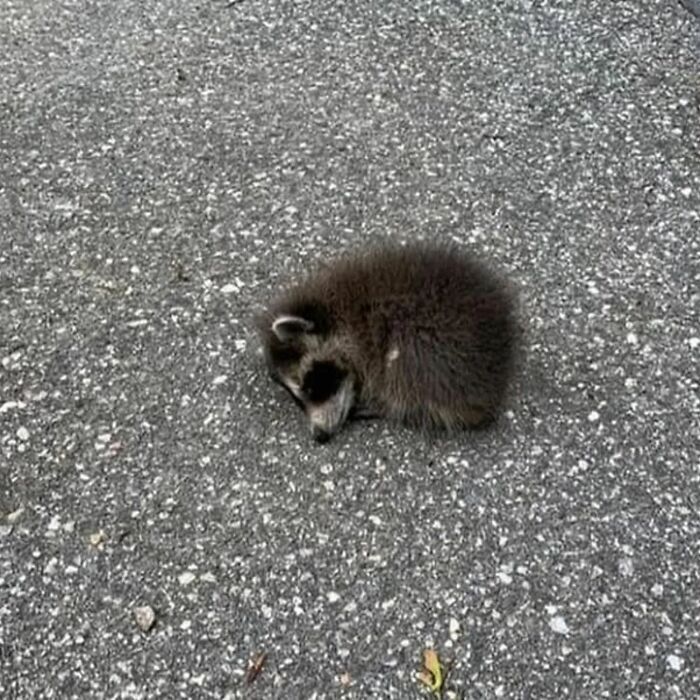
[269,344,303,367]
[301,361,347,404]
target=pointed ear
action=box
[271,314,314,341]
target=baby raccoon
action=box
[257,243,516,443]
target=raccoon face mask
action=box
[267,314,357,443]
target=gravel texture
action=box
[1,1,699,698]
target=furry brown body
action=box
[258,243,516,442]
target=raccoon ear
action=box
[271,314,314,341]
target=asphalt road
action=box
[1,1,699,698]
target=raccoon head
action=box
[262,309,357,443]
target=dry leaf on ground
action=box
[418,648,444,695]
[245,652,267,684]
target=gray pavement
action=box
[2,0,700,698]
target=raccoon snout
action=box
[306,378,356,443]
[311,425,332,444]
[307,404,344,444]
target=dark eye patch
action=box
[302,361,347,404]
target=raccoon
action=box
[257,243,516,443]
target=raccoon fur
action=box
[257,243,516,443]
